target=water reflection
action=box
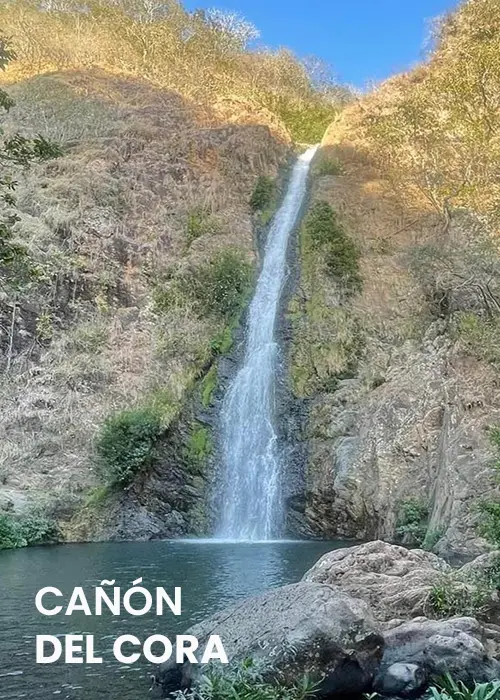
[0,539,346,700]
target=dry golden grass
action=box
[0,69,288,515]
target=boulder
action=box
[303,541,450,622]
[374,662,427,698]
[380,617,500,686]
[156,582,384,697]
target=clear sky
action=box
[184,0,460,88]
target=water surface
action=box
[0,539,345,700]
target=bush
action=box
[185,206,219,246]
[313,157,342,177]
[19,510,59,545]
[451,312,500,366]
[250,175,275,211]
[96,408,163,485]
[154,251,252,320]
[196,251,252,317]
[201,365,217,407]
[428,577,490,618]
[395,499,429,546]
[303,201,361,294]
[477,500,500,547]
[0,514,25,549]
[176,660,318,700]
[430,674,500,700]
[0,510,59,550]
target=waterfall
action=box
[216,146,318,541]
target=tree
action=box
[0,34,61,292]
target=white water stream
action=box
[216,146,318,541]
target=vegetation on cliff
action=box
[0,0,348,144]
[294,0,500,551]
[0,0,350,543]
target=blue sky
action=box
[184,0,460,87]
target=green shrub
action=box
[313,157,342,177]
[303,201,361,294]
[264,94,334,143]
[196,251,252,318]
[201,365,217,407]
[178,659,319,700]
[19,510,59,545]
[185,424,213,473]
[451,312,500,366]
[395,499,429,546]
[430,673,500,700]
[250,175,275,211]
[0,510,59,550]
[185,206,218,246]
[96,408,163,485]
[477,500,500,546]
[0,514,25,550]
[428,577,490,618]
[154,251,252,320]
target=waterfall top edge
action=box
[298,144,319,162]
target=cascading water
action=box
[216,146,318,541]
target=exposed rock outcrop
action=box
[289,125,500,563]
[156,582,384,698]
[303,541,450,623]
[379,617,500,686]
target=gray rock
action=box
[381,617,500,685]
[303,540,450,622]
[156,582,384,697]
[374,662,427,698]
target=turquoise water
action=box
[0,539,346,700]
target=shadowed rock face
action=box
[379,617,500,687]
[156,582,384,698]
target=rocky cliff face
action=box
[0,69,290,540]
[288,125,500,561]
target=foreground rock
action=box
[303,541,450,623]
[377,617,500,692]
[156,582,383,697]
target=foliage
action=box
[477,500,500,547]
[154,251,252,319]
[0,2,347,144]
[428,577,490,618]
[185,206,219,247]
[396,502,429,546]
[303,201,361,294]
[96,408,163,485]
[428,554,500,619]
[250,175,275,212]
[176,659,319,700]
[201,365,217,407]
[0,510,59,550]
[0,513,25,549]
[185,424,212,473]
[430,673,500,700]
[313,156,342,177]
[451,313,500,366]
[395,499,429,546]
[0,33,61,292]
[360,0,500,228]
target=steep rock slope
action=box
[289,114,500,560]
[0,69,289,539]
